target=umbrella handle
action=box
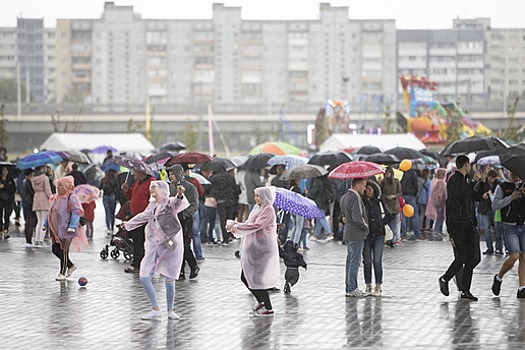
[125,171,130,183]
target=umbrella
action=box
[274,187,324,219]
[355,145,382,155]
[282,164,327,180]
[74,184,100,204]
[229,155,249,168]
[107,155,153,175]
[160,142,186,152]
[328,161,385,179]
[440,135,509,156]
[364,153,400,165]
[308,151,353,169]
[100,163,123,173]
[498,143,525,180]
[189,172,211,185]
[242,153,275,171]
[165,152,212,167]
[385,147,425,160]
[0,161,16,167]
[143,150,177,165]
[58,150,91,164]
[78,164,105,187]
[267,155,308,169]
[476,155,501,167]
[16,151,63,170]
[91,145,117,154]
[249,141,302,156]
[201,157,237,172]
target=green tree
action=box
[0,79,27,103]
[501,96,524,144]
[0,104,10,147]
[62,87,84,104]
[183,120,199,151]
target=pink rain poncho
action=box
[425,168,447,221]
[229,186,280,290]
[124,181,189,280]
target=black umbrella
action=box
[308,151,353,169]
[384,147,424,160]
[473,149,499,164]
[242,153,275,171]
[499,143,525,181]
[440,136,509,156]
[201,157,236,172]
[355,145,382,155]
[143,150,177,165]
[364,153,400,165]
[160,142,186,152]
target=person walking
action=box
[31,166,53,246]
[362,181,391,297]
[167,165,200,280]
[308,174,334,241]
[209,163,237,245]
[0,166,16,237]
[418,169,432,233]
[21,169,37,246]
[425,168,448,241]
[400,166,421,240]
[279,240,307,294]
[100,169,118,235]
[341,178,369,297]
[438,155,482,301]
[183,165,205,260]
[122,181,189,320]
[226,186,280,316]
[121,169,155,273]
[491,171,525,299]
[43,176,88,281]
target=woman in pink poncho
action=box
[44,176,88,281]
[123,181,189,321]
[227,186,280,316]
[425,168,447,240]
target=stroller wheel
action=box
[100,249,108,260]
[110,249,120,260]
[123,249,133,261]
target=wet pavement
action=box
[1,201,524,349]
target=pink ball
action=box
[78,277,88,286]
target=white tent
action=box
[320,133,426,153]
[40,133,155,154]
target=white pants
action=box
[34,210,48,243]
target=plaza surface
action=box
[0,201,524,349]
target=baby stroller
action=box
[100,225,134,261]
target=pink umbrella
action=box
[74,184,100,204]
[328,161,385,179]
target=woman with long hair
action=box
[425,168,447,241]
[380,166,402,245]
[43,176,88,281]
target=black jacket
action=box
[279,241,307,269]
[446,172,480,227]
[401,169,419,196]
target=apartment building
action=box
[0,28,16,80]
[17,18,45,103]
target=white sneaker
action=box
[55,274,66,281]
[345,288,367,297]
[66,264,77,278]
[168,310,180,320]
[365,284,373,296]
[141,310,162,320]
[253,307,274,317]
[25,243,35,248]
[372,285,382,297]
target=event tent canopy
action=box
[40,133,155,154]
[320,133,426,153]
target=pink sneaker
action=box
[253,307,274,316]
[251,302,264,314]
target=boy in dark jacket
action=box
[279,240,307,294]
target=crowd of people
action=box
[1,146,525,319]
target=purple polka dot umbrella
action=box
[274,187,324,219]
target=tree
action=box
[0,79,27,103]
[501,96,524,144]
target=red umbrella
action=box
[328,161,385,179]
[165,152,212,166]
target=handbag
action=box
[380,201,394,242]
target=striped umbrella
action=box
[16,151,63,170]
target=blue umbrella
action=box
[16,151,63,170]
[274,187,324,219]
[268,155,308,169]
[91,145,117,154]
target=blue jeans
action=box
[314,216,332,237]
[290,214,304,244]
[363,235,384,285]
[102,195,116,231]
[345,240,364,293]
[300,228,309,248]
[478,213,493,250]
[388,214,401,241]
[495,222,506,252]
[140,274,175,310]
[192,211,203,260]
[200,206,217,242]
[401,195,420,238]
[502,224,525,253]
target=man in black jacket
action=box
[400,168,421,240]
[439,155,482,301]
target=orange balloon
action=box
[399,159,412,171]
[403,204,414,217]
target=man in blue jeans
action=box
[340,178,369,297]
[491,171,525,299]
[400,166,421,240]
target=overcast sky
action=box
[1,0,523,29]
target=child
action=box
[82,200,96,239]
[279,240,307,294]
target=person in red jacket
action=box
[81,200,96,239]
[121,169,155,273]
